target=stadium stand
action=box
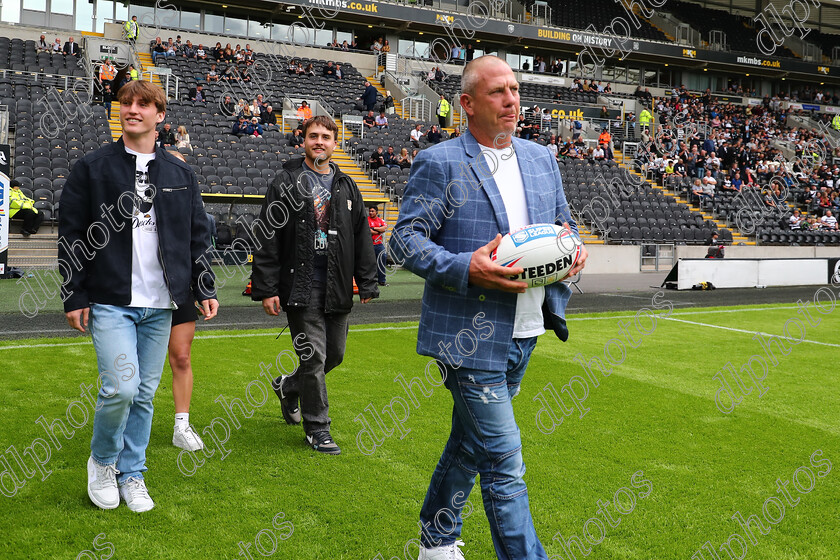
[545,0,670,42]
[667,1,797,58]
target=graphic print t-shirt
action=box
[126,147,171,308]
[305,162,335,286]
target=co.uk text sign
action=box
[552,108,585,120]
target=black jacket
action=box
[251,157,378,313]
[59,137,216,312]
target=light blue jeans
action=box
[419,336,547,560]
[89,304,172,483]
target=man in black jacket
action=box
[59,80,217,513]
[251,115,378,455]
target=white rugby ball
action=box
[491,223,582,287]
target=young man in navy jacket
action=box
[59,80,218,512]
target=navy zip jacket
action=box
[58,137,216,312]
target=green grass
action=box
[0,267,425,314]
[0,302,838,559]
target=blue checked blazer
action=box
[389,129,578,372]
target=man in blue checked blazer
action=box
[389,56,587,560]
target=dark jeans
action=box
[373,243,386,284]
[438,115,446,128]
[15,209,44,233]
[283,286,350,434]
[419,336,546,559]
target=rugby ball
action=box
[490,224,582,288]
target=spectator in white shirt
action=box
[789,209,803,229]
[410,123,424,147]
[821,210,838,230]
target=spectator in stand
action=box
[546,134,559,160]
[382,146,400,169]
[361,81,378,112]
[151,37,165,62]
[195,44,207,60]
[323,61,335,77]
[175,126,191,151]
[450,126,461,139]
[435,66,445,82]
[599,105,609,119]
[289,128,304,147]
[427,125,442,144]
[37,35,49,53]
[598,128,612,159]
[164,39,177,59]
[232,116,250,136]
[158,123,176,147]
[371,37,383,53]
[341,40,350,51]
[592,143,606,161]
[383,90,395,115]
[262,105,278,128]
[335,63,343,79]
[369,146,385,170]
[789,209,804,229]
[363,110,376,129]
[188,84,207,103]
[465,43,474,62]
[102,83,114,118]
[822,210,839,230]
[220,94,236,117]
[212,42,223,60]
[368,206,388,286]
[250,117,264,137]
[304,63,316,76]
[397,147,412,169]
[64,36,80,56]
[701,170,717,205]
[249,99,262,120]
[375,111,389,129]
[182,40,195,59]
[410,123,425,147]
[690,178,704,205]
[9,180,44,236]
[206,64,220,82]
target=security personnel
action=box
[9,180,44,236]
[832,114,840,131]
[639,107,652,129]
[129,64,139,81]
[124,15,138,44]
[436,93,450,129]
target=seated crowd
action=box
[635,88,839,231]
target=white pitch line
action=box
[662,316,840,348]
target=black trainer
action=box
[305,431,341,455]
[272,375,301,425]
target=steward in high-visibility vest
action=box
[436,94,450,128]
[124,16,138,41]
[99,60,116,83]
[129,65,138,80]
[832,114,840,130]
[639,108,652,127]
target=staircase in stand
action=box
[7,231,58,270]
[614,152,754,245]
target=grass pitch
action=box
[0,300,838,560]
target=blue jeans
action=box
[89,304,172,483]
[373,243,386,284]
[419,336,546,560]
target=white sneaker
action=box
[173,424,205,451]
[419,540,465,560]
[87,457,119,510]
[119,477,155,513]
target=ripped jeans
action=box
[418,336,547,559]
